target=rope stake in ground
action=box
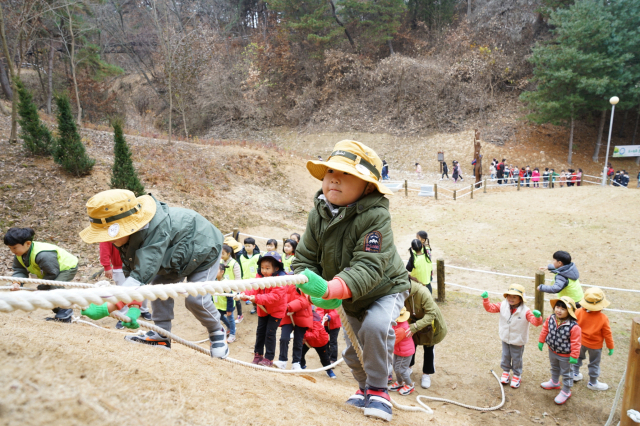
[0,275,308,313]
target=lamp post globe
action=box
[610,96,619,105]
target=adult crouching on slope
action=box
[78,189,229,358]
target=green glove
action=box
[122,307,141,330]
[538,342,544,351]
[608,349,614,356]
[481,291,488,299]
[310,296,342,310]
[298,269,328,298]
[532,310,541,318]
[569,357,578,364]
[82,303,110,320]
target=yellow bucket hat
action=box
[579,287,610,311]
[306,140,393,196]
[79,189,156,244]
[224,236,242,254]
[550,296,578,320]
[396,307,410,322]
[503,284,526,300]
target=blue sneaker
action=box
[326,369,336,379]
[245,301,252,305]
[364,387,393,422]
[345,388,366,409]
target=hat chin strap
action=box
[89,204,141,224]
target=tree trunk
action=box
[618,110,628,138]
[568,115,574,164]
[632,108,639,145]
[47,39,54,115]
[167,68,172,145]
[592,109,606,162]
[0,57,11,99]
[0,5,17,142]
[66,4,82,126]
[328,0,355,49]
[0,98,8,115]
[182,108,188,139]
[388,39,395,55]
[34,42,48,104]
[468,0,472,19]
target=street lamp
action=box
[602,96,619,185]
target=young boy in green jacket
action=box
[293,140,410,422]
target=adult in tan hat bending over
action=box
[79,189,229,358]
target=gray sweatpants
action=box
[501,342,525,377]
[149,257,223,336]
[113,270,149,314]
[343,291,408,390]
[393,354,413,386]
[549,349,573,393]
[571,345,602,383]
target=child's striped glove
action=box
[82,302,110,320]
[310,296,342,310]
[298,269,328,298]
[122,307,141,329]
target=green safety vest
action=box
[16,241,78,279]
[239,253,260,279]
[213,277,235,311]
[223,258,238,281]
[282,254,295,273]
[557,276,584,304]
[409,250,432,285]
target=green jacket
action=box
[118,195,223,284]
[405,281,447,346]
[293,190,410,320]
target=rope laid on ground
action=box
[604,367,626,426]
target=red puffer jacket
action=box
[316,308,342,330]
[244,272,288,319]
[304,312,329,348]
[281,285,313,328]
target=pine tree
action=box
[16,79,54,156]
[110,120,145,196]
[53,94,95,176]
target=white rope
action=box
[0,275,307,313]
[0,286,35,291]
[0,276,110,289]
[604,367,626,426]
[416,370,505,412]
[629,410,640,424]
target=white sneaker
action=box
[587,381,609,391]
[291,362,302,371]
[573,372,583,381]
[421,374,431,389]
[273,360,287,370]
[227,334,236,343]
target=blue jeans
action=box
[218,310,236,335]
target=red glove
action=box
[394,327,407,345]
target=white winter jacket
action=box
[499,300,531,346]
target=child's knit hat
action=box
[306,140,393,195]
[579,287,610,311]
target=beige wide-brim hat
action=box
[504,284,526,300]
[306,140,393,196]
[396,307,410,322]
[550,296,578,320]
[579,287,610,311]
[79,189,156,244]
[224,236,242,254]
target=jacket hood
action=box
[553,262,579,280]
[313,189,389,220]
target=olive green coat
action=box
[293,190,410,320]
[405,281,447,346]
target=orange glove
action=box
[394,327,407,345]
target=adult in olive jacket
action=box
[405,280,447,389]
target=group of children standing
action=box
[490,159,585,188]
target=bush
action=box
[16,79,54,156]
[110,120,145,196]
[53,95,95,176]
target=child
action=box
[415,230,431,253]
[282,239,297,274]
[220,244,244,323]
[532,168,540,188]
[100,241,151,329]
[293,140,410,422]
[406,239,433,294]
[239,251,288,367]
[274,283,312,370]
[78,189,228,358]
[559,170,566,187]
[214,264,236,342]
[481,284,543,388]
[415,162,422,179]
[389,307,415,395]
[301,310,336,379]
[289,233,301,243]
[538,250,584,306]
[266,238,278,252]
[543,168,550,188]
[573,287,614,391]
[317,306,341,363]
[4,227,78,322]
[538,296,582,404]
[239,237,261,279]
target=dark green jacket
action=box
[405,281,447,346]
[293,190,410,320]
[118,195,223,284]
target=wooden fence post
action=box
[232,228,239,241]
[470,184,474,199]
[453,190,457,201]
[535,272,545,316]
[483,178,487,193]
[434,183,438,200]
[620,317,640,426]
[517,177,521,191]
[437,259,445,302]
[405,180,408,197]
[283,238,287,247]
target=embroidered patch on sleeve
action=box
[363,231,382,253]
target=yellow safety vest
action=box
[282,254,295,273]
[239,253,260,279]
[557,276,584,305]
[16,241,78,279]
[410,250,432,286]
[213,278,235,311]
[223,258,238,281]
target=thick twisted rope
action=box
[0,275,308,313]
[0,276,111,289]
